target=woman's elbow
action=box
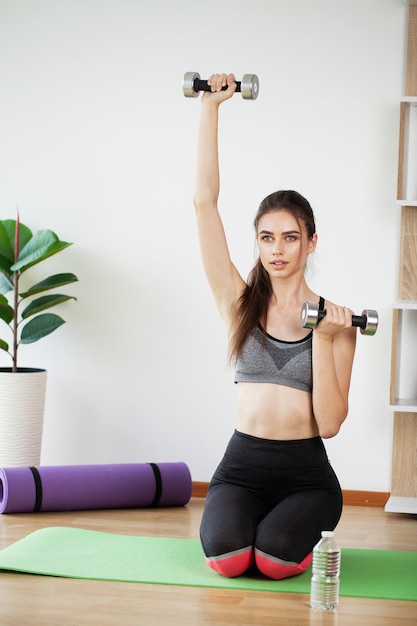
[317,410,348,439]
[319,425,341,439]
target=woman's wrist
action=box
[201,98,220,114]
[312,334,334,351]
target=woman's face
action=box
[256,209,317,279]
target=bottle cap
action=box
[321,530,334,538]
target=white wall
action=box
[0,0,406,490]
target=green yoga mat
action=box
[0,527,416,602]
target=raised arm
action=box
[193,73,246,325]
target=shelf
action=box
[393,300,417,309]
[400,96,417,104]
[396,200,417,206]
[385,496,417,514]
[389,399,417,412]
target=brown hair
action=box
[228,190,316,363]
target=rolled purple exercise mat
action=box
[0,462,192,514]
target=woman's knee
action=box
[255,549,312,580]
[205,546,254,578]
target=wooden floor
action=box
[0,499,416,625]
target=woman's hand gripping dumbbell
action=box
[183,71,259,100]
[300,302,378,336]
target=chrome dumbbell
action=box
[301,301,378,336]
[182,71,259,100]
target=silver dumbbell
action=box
[301,301,379,336]
[182,72,259,100]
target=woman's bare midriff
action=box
[236,382,319,440]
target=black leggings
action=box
[200,430,342,565]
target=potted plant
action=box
[0,214,78,466]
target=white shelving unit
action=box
[385,496,417,514]
[385,1,417,515]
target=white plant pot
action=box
[0,368,47,467]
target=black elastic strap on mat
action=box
[149,463,163,507]
[29,466,43,512]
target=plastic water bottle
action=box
[310,530,341,610]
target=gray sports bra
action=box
[234,297,325,393]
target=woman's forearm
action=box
[194,101,221,210]
[312,336,349,438]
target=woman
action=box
[194,73,357,580]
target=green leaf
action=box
[0,220,19,263]
[11,230,73,273]
[0,220,32,276]
[0,272,14,295]
[21,294,77,319]
[0,338,9,353]
[0,294,13,324]
[20,313,66,344]
[19,273,79,298]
